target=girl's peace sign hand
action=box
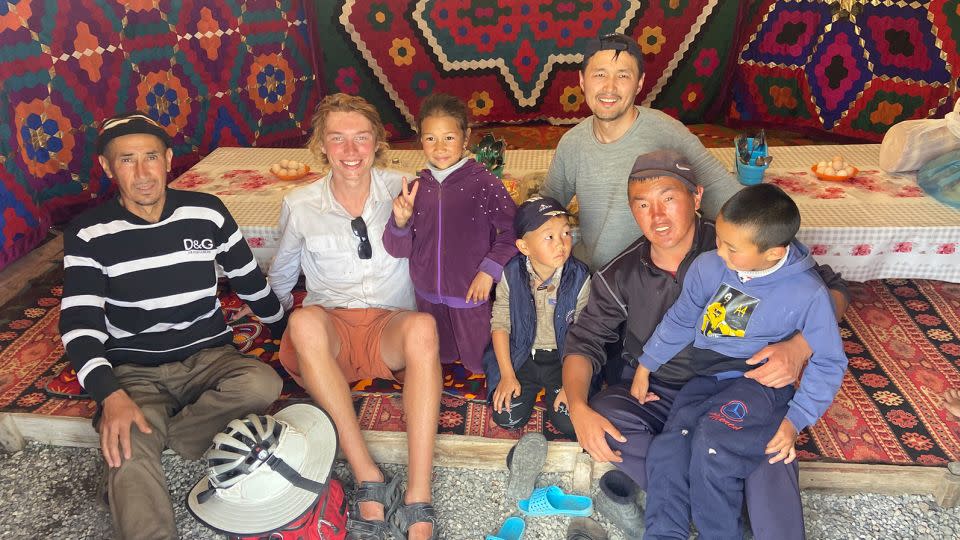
[392,176,419,228]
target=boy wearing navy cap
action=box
[484,196,591,436]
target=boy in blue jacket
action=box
[484,196,591,436]
[632,183,847,539]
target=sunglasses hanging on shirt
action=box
[350,216,372,260]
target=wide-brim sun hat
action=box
[186,403,338,535]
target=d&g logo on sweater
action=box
[183,238,215,253]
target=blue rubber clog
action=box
[486,515,525,540]
[517,485,593,517]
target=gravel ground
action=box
[1,442,958,539]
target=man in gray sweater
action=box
[543,33,741,269]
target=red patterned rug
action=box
[3,266,960,458]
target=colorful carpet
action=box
[3,266,960,458]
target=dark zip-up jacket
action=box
[563,216,848,386]
[483,254,590,392]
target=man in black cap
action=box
[60,111,287,539]
[542,32,742,270]
[562,150,849,539]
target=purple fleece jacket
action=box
[383,158,518,308]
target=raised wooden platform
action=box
[3,228,959,508]
[2,411,958,508]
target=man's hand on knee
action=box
[100,390,153,468]
[569,402,625,463]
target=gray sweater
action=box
[543,107,741,269]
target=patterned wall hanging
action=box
[728,0,959,141]
[0,0,320,234]
[308,0,745,138]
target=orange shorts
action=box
[279,307,405,385]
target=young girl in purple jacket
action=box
[383,94,518,373]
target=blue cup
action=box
[736,160,768,186]
[734,137,769,186]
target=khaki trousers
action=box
[98,345,282,540]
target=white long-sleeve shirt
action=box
[268,168,416,311]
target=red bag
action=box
[228,478,347,540]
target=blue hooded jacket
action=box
[637,241,847,431]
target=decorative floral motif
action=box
[246,54,294,115]
[17,392,46,407]
[410,72,435,97]
[196,7,222,61]
[754,8,824,60]
[894,286,917,298]
[916,454,947,466]
[639,26,666,55]
[858,373,889,388]
[869,100,903,126]
[8,319,32,330]
[438,410,464,428]
[73,22,103,82]
[810,244,827,256]
[389,37,416,66]
[901,432,933,451]
[693,48,719,77]
[847,356,875,370]
[136,71,192,137]
[851,244,872,256]
[940,343,960,356]
[559,86,584,112]
[335,67,360,94]
[893,242,913,253]
[937,243,956,254]
[169,173,210,190]
[37,297,59,307]
[15,100,77,177]
[512,39,540,83]
[681,83,704,111]
[468,91,494,116]
[247,237,265,248]
[844,341,864,354]
[24,307,45,318]
[873,390,903,406]
[915,314,941,326]
[0,0,31,33]
[368,3,393,31]
[905,299,930,311]
[0,331,17,341]
[927,329,954,342]
[885,409,918,429]
[769,85,798,109]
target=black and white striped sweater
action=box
[59,189,284,402]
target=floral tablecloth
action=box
[171,145,960,282]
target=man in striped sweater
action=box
[59,112,286,540]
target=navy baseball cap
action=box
[582,33,645,73]
[628,150,698,191]
[515,196,570,237]
[97,111,172,155]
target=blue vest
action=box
[483,255,590,394]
